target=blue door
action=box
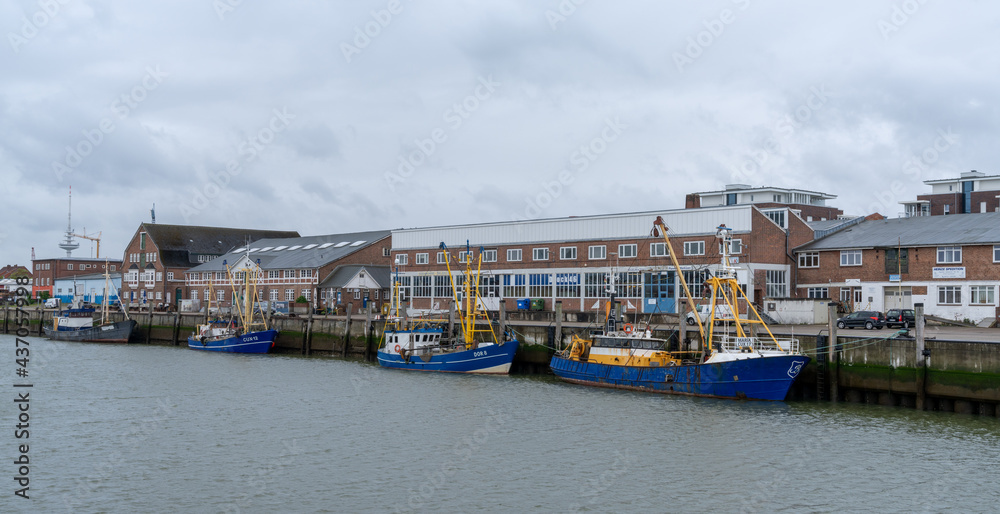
[643,272,676,314]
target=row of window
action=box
[799,245,1000,269]
[127,253,158,263]
[937,285,996,306]
[395,240,743,266]
[804,286,997,306]
[392,270,737,300]
[187,269,315,281]
[44,263,116,272]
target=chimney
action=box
[685,193,701,209]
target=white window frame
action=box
[683,241,705,256]
[720,238,742,255]
[507,249,522,262]
[807,287,828,299]
[938,286,962,305]
[437,252,447,264]
[559,247,577,260]
[415,253,428,265]
[396,254,409,266]
[618,244,637,259]
[532,248,549,261]
[649,242,667,258]
[799,252,820,268]
[994,245,1000,263]
[937,246,962,264]
[840,250,862,267]
[482,250,497,263]
[970,285,995,305]
[588,245,606,260]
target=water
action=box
[3,334,999,513]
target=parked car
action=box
[43,298,60,308]
[686,303,734,326]
[885,308,922,329]
[836,310,885,330]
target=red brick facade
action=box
[31,258,123,299]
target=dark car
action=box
[836,310,885,330]
[885,308,922,329]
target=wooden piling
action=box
[915,302,927,411]
[3,303,9,334]
[499,300,507,341]
[448,300,455,341]
[342,303,353,358]
[678,310,687,352]
[145,303,153,344]
[829,302,839,403]
[172,311,181,345]
[554,301,563,351]
[364,307,373,362]
[303,306,314,356]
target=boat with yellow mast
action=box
[377,241,519,374]
[548,217,809,400]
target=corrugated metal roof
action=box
[392,206,755,250]
[799,212,1000,251]
[186,230,390,272]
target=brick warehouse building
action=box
[119,223,299,309]
[31,257,122,300]
[795,212,1000,323]
[184,230,392,312]
[389,204,821,315]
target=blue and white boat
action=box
[188,249,277,354]
[188,321,276,353]
[549,219,809,401]
[377,243,519,374]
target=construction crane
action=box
[70,231,102,258]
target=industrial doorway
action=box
[883,286,912,311]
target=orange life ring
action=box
[623,323,634,334]
[394,344,401,353]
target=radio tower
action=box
[58,186,80,257]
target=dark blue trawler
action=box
[549,218,809,401]
[377,242,519,374]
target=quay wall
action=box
[6,306,1000,416]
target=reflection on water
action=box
[5,335,999,513]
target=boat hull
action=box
[187,329,277,354]
[377,340,520,374]
[549,354,809,401]
[43,320,137,344]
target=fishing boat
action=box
[188,251,277,354]
[377,242,520,374]
[549,217,809,401]
[43,264,136,343]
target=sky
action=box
[1,0,997,268]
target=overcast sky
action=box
[2,1,996,267]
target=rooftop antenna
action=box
[151,203,156,224]
[58,186,80,257]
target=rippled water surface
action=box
[4,334,1000,513]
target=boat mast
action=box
[101,259,110,325]
[652,216,706,342]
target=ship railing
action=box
[715,336,800,355]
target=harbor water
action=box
[4,334,999,513]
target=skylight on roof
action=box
[302,244,318,250]
[333,242,349,248]
[272,246,288,251]
[349,240,366,247]
[318,243,335,249]
[286,245,302,251]
[233,247,246,252]
[257,247,274,252]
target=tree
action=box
[295,295,308,304]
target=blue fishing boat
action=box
[549,218,809,401]
[44,265,136,344]
[377,242,519,374]
[188,250,277,354]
